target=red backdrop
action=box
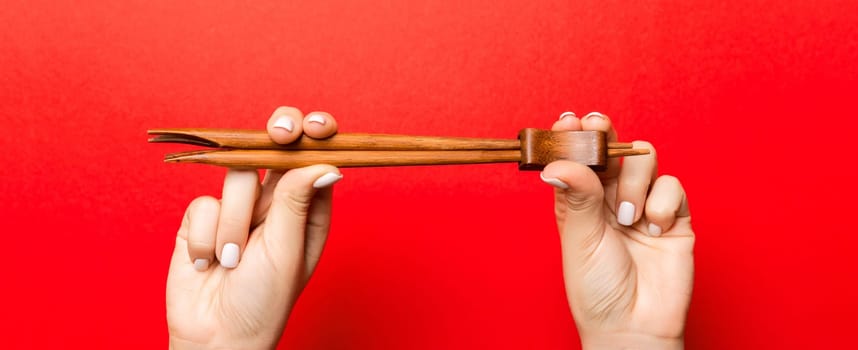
[2,1,857,349]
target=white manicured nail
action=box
[221,243,240,268]
[617,201,635,226]
[307,114,327,125]
[648,223,663,237]
[273,117,294,132]
[193,258,209,271]
[584,112,606,120]
[313,172,343,189]
[540,172,569,189]
[559,111,576,120]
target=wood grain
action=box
[150,128,647,171]
[149,129,520,150]
[165,149,522,169]
[518,129,607,171]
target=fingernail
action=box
[558,111,576,120]
[313,172,343,189]
[540,172,569,189]
[193,258,209,271]
[307,114,327,125]
[584,112,606,120]
[221,243,240,268]
[647,223,663,237]
[617,201,635,226]
[273,116,294,132]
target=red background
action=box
[2,1,857,349]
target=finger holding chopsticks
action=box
[256,107,342,274]
[267,106,338,144]
[254,107,341,225]
[167,106,344,349]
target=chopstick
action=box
[148,128,650,171]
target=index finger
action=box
[580,112,620,178]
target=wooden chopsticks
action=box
[148,128,649,171]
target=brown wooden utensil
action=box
[148,128,649,171]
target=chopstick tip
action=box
[163,150,213,163]
[607,148,650,158]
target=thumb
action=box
[253,165,342,276]
[540,160,606,254]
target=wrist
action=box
[169,336,277,350]
[580,332,683,350]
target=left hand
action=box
[166,107,342,350]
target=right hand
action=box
[540,111,694,349]
[166,106,342,350]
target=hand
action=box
[540,112,693,350]
[166,107,343,350]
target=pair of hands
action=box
[166,107,694,350]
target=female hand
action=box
[540,112,694,350]
[166,107,343,350]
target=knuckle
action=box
[190,195,219,210]
[646,205,674,221]
[187,196,219,222]
[187,240,214,250]
[657,174,682,188]
[305,219,328,235]
[218,216,247,232]
[274,186,312,217]
[619,178,648,192]
[564,193,601,212]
